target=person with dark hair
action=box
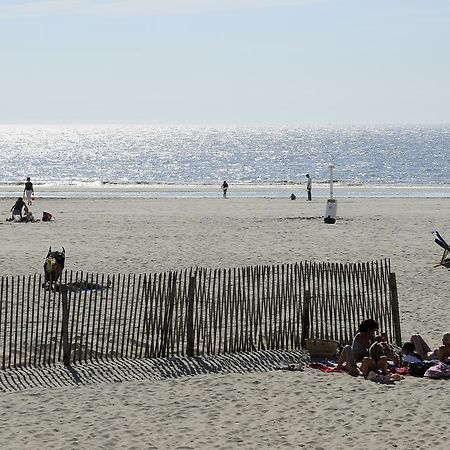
[23,177,34,206]
[221,181,229,199]
[401,342,423,366]
[361,342,389,377]
[335,318,380,375]
[306,174,312,201]
[10,197,28,220]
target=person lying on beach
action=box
[400,341,423,366]
[361,342,389,378]
[410,333,450,363]
[334,318,380,375]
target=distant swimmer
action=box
[221,180,229,199]
[23,177,34,206]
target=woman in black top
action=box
[11,197,28,219]
[221,181,229,199]
[23,177,34,206]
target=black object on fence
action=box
[0,260,400,370]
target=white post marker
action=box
[324,163,337,224]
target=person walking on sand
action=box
[23,177,34,206]
[221,181,229,199]
[306,174,312,201]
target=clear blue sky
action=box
[1,0,449,125]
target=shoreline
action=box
[1,183,450,199]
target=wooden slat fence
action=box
[0,259,400,369]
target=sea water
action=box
[0,125,449,198]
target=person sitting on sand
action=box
[361,342,389,378]
[10,197,28,220]
[335,318,380,375]
[410,333,450,363]
[22,211,39,223]
[400,341,423,366]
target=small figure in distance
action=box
[10,197,28,221]
[221,180,229,199]
[290,193,296,200]
[23,177,34,206]
[306,174,312,201]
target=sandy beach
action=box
[0,195,449,449]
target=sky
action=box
[0,0,449,125]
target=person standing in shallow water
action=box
[306,174,312,201]
[221,181,229,199]
[23,177,34,206]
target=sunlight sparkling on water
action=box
[0,125,449,189]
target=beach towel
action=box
[408,361,437,377]
[309,362,344,374]
[424,362,450,379]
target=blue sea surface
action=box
[0,125,449,197]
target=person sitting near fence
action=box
[361,342,389,377]
[410,333,450,363]
[334,318,381,375]
[400,341,423,366]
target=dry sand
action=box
[0,196,449,449]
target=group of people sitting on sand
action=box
[334,318,450,381]
[5,178,55,223]
[6,197,37,222]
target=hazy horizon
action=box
[1,0,449,125]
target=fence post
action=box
[388,273,402,346]
[160,273,176,358]
[186,276,196,357]
[61,285,71,366]
[301,290,311,348]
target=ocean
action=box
[0,125,449,198]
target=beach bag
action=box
[408,361,436,377]
[42,211,53,222]
[424,362,450,379]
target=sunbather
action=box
[410,333,450,363]
[400,342,423,366]
[335,318,380,375]
[361,342,389,378]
